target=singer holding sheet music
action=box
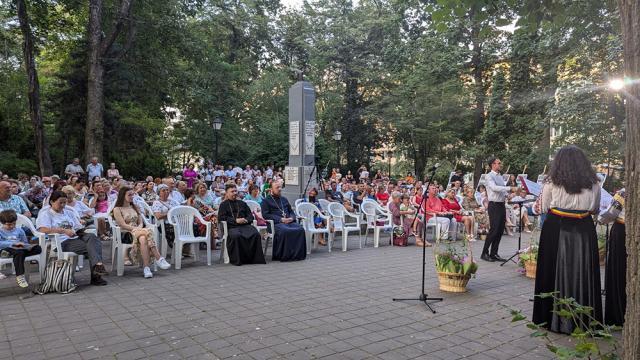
[481,158,518,262]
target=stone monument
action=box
[282,80,317,203]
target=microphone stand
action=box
[500,199,534,266]
[393,166,443,313]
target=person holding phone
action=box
[0,209,42,288]
[36,191,108,286]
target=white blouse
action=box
[541,182,601,213]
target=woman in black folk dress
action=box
[598,188,627,327]
[532,145,602,334]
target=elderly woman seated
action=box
[461,186,489,238]
[388,191,426,246]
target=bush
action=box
[0,152,39,177]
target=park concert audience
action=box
[0,157,553,293]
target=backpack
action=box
[35,259,77,295]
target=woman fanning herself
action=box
[112,187,171,278]
[532,145,602,334]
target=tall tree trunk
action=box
[470,21,486,186]
[85,0,133,163]
[15,0,52,176]
[86,0,105,163]
[618,1,640,359]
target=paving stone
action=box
[0,234,568,359]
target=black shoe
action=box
[480,253,495,262]
[491,254,506,262]
[90,275,107,286]
[92,264,108,276]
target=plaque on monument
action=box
[304,121,315,155]
[289,121,300,155]
[285,166,299,186]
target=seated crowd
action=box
[0,160,535,288]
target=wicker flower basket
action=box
[437,271,471,293]
[524,260,537,279]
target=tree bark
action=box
[15,0,53,176]
[85,0,133,163]
[470,19,486,186]
[617,1,640,359]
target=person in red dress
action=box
[441,189,474,240]
[422,185,455,241]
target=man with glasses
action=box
[0,181,31,217]
[481,158,518,262]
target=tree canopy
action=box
[0,0,625,184]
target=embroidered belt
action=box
[549,208,591,219]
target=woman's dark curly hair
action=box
[548,145,599,194]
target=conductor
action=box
[481,158,517,262]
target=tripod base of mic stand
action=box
[393,294,443,314]
[499,252,519,266]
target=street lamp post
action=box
[333,130,342,169]
[213,117,224,165]
[387,150,393,179]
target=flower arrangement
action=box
[435,244,478,276]
[517,243,538,278]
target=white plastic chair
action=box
[217,220,263,263]
[0,214,48,283]
[296,202,333,253]
[107,214,134,276]
[218,221,230,264]
[318,199,331,214]
[167,206,212,269]
[294,199,303,214]
[244,200,275,255]
[361,199,393,248]
[327,202,362,251]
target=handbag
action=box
[253,211,267,226]
[35,259,77,294]
[392,227,408,246]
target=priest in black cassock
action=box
[261,181,307,261]
[218,183,266,266]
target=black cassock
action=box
[218,199,266,266]
[261,195,306,261]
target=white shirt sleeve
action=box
[486,173,511,193]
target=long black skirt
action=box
[605,222,626,326]
[532,212,602,334]
[272,223,307,262]
[227,225,266,266]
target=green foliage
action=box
[509,293,621,359]
[0,0,625,182]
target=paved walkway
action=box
[0,232,569,359]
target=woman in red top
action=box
[375,185,390,206]
[441,189,474,240]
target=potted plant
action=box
[518,244,538,279]
[435,243,478,292]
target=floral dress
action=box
[113,207,157,264]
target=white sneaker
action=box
[143,267,153,278]
[156,257,170,270]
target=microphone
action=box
[428,163,440,172]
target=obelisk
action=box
[282,80,316,203]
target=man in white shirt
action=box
[265,166,274,179]
[86,157,104,180]
[481,158,518,262]
[243,165,254,180]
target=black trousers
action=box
[2,245,42,276]
[482,201,506,256]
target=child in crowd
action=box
[0,209,42,287]
[400,195,418,235]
